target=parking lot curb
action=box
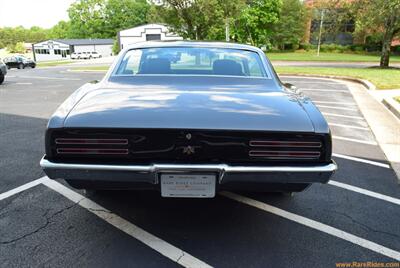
[382,97,400,121]
[279,73,400,183]
[278,73,376,90]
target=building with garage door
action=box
[32,39,114,61]
[118,24,183,50]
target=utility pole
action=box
[225,18,230,42]
[317,9,324,56]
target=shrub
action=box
[299,43,314,51]
[392,45,400,55]
[350,45,365,52]
[6,42,25,53]
[318,44,350,53]
[112,39,120,55]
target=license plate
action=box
[160,174,216,198]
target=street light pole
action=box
[225,17,230,42]
[317,9,325,56]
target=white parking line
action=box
[317,105,358,111]
[322,112,364,120]
[329,123,369,130]
[287,81,341,85]
[15,82,33,85]
[42,179,212,268]
[314,100,357,106]
[221,192,400,261]
[332,135,378,145]
[0,177,48,201]
[280,76,339,82]
[301,89,350,93]
[329,180,400,206]
[14,76,81,81]
[332,153,390,169]
[2,174,400,263]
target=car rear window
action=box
[113,47,267,78]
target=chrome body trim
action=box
[40,156,337,185]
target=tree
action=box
[67,0,149,39]
[67,0,108,38]
[270,0,307,49]
[351,0,400,67]
[233,0,282,46]
[7,42,26,53]
[311,0,353,41]
[104,0,150,37]
[49,21,72,39]
[148,0,225,40]
[0,26,50,49]
[112,39,120,54]
[216,0,246,41]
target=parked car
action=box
[0,58,7,84]
[40,41,337,197]
[71,51,102,60]
[70,52,82,60]
[79,52,90,60]
[88,51,102,59]
[4,56,36,69]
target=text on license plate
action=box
[160,174,216,198]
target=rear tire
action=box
[0,74,4,84]
[18,63,24,69]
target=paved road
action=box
[0,67,399,267]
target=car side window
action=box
[116,49,143,74]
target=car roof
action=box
[125,41,263,53]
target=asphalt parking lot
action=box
[0,67,399,267]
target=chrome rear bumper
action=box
[40,156,337,185]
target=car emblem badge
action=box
[183,145,195,155]
[186,133,192,140]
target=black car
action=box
[0,58,7,84]
[4,55,36,69]
[40,41,337,198]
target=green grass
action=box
[268,51,400,63]
[37,60,74,67]
[275,66,400,89]
[395,96,400,103]
[70,66,109,71]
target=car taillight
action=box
[56,148,128,155]
[55,138,129,156]
[55,138,128,145]
[249,140,322,160]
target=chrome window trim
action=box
[108,46,273,80]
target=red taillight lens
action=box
[249,141,321,148]
[249,140,322,160]
[55,138,129,156]
[56,148,129,155]
[249,150,320,159]
[55,138,128,145]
